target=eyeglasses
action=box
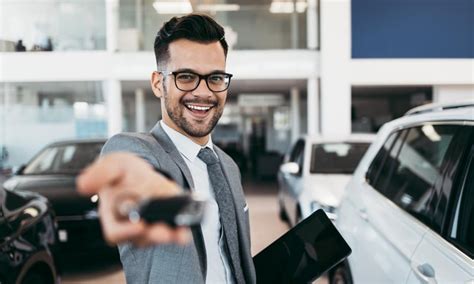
[160,70,233,93]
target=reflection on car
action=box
[278,135,374,226]
[330,102,474,284]
[0,186,58,284]
[2,139,114,259]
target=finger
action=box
[76,153,130,195]
[173,227,191,245]
[103,221,147,245]
[97,186,146,244]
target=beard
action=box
[163,85,224,138]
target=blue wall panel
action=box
[352,0,474,58]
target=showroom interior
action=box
[0,0,472,283]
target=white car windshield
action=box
[23,143,103,175]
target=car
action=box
[0,185,59,284]
[278,134,375,226]
[2,139,115,258]
[329,102,474,284]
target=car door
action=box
[350,123,464,283]
[279,139,305,225]
[408,128,473,284]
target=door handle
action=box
[358,208,368,221]
[410,262,437,284]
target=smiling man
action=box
[99,14,255,284]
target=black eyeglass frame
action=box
[160,70,233,93]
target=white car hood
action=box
[300,174,352,207]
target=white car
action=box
[277,134,375,226]
[329,102,474,284]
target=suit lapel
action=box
[149,122,206,280]
[150,123,195,190]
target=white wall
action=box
[433,85,474,103]
[0,50,319,82]
[320,0,351,137]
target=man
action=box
[79,14,255,284]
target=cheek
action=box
[218,94,228,106]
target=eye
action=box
[209,74,226,84]
[176,73,197,82]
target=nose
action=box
[192,78,212,96]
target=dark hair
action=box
[154,13,228,70]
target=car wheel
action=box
[20,265,54,284]
[329,264,352,284]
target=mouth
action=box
[183,102,215,118]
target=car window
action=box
[24,143,103,175]
[449,143,473,258]
[23,147,59,175]
[424,126,472,233]
[288,140,305,175]
[289,140,304,162]
[310,142,370,174]
[366,132,397,185]
[369,131,405,191]
[368,124,460,228]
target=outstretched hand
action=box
[76,152,190,246]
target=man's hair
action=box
[154,13,228,70]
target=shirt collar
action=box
[160,120,215,162]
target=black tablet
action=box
[253,209,352,284]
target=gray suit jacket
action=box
[101,122,256,284]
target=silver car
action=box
[278,134,375,226]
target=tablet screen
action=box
[253,209,352,284]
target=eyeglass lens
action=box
[174,72,231,92]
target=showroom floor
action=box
[61,179,328,284]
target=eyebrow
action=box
[173,68,227,74]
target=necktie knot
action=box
[198,147,219,165]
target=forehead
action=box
[167,39,226,72]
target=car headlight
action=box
[2,179,18,191]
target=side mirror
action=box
[12,165,26,175]
[280,162,300,175]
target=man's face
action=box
[151,39,227,144]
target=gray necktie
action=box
[198,147,245,284]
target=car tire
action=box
[20,266,54,284]
[329,264,353,284]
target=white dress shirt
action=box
[160,121,234,284]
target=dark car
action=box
[0,186,58,284]
[2,139,114,257]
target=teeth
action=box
[186,104,211,111]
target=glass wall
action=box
[0,0,106,51]
[119,0,312,51]
[0,82,107,168]
[351,86,433,133]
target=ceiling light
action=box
[197,4,240,12]
[153,0,192,14]
[270,0,307,14]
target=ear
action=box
[150,71,163,99]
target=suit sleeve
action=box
[101,133,161,169]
